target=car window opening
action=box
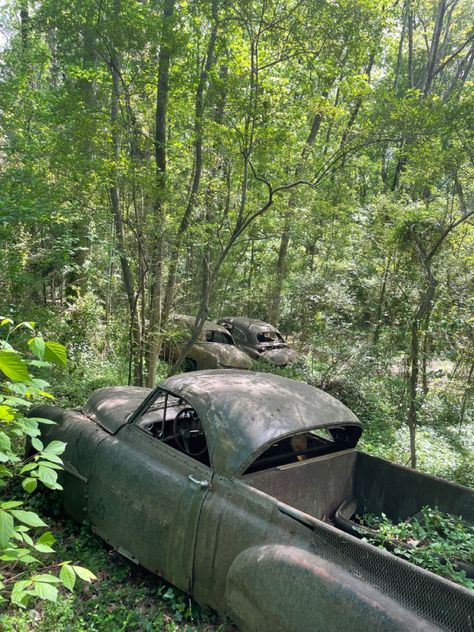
[136,391,211,466]
[205,330,234,345]
[243,425,361,474]
[256,331,284,343]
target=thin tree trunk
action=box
[108,28,144,385]
[372,255,392,346]
[268,92,329,326]
[161,0,219,326]
[65,23,96,301]
[424,0,447,95]
[147,0,176,387]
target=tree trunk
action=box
[161,0,219,326]
[108,34,144,385]
[268,93,329,326]
[424,0,447,95]
[146,0,176,387]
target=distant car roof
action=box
[160,370,361,476]
[218,317,280,334]
[173,314,231,335]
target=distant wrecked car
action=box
[218,317,301,366]
[30,371,474,632]
[162,315,252,371]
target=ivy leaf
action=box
[0,351,30,382]
[43,342,67,367]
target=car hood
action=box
[83,386,151,434]
[200,343,252,369]
[260,347,302,366]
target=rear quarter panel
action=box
[226,545,436,632]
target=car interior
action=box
[136,392,211,465]
[243,425,361,474]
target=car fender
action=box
[225,544,436,632]
[29,404,107,522]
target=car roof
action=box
[160,370,361,476]
[173,314,230,335]
[218,317,280,334]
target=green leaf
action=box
[0,405,14,421]
[1,501,22,510]
[60,564,76,591]
[28,360,52,368]
[10,510,47,527]
[43,440,66,455]
[43,342,67,367]
[40,452,63,465]
[0,452,11,463]
[0,510,14,548]
[16,419,41,437]
[3,396,30,407]
[37,465,58,488]
[27,337,46,360]
[37,531,55,546]
[32,438,44,452]
[31,574,61,583]
[13,321,35,333]
[0,351,30,382]
[0,432,12,450]
[71,565,97,583]
[33,581,58,602]
[21,462,38,474]
[34,543,55,553]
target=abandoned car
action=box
[30,371,474,632]
[217,317,301,366]
[161,315,252,371]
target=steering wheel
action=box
[172,408,207,457]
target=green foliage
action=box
[358,506,474,590]
[0,514,224,631]
[0,320,96,607]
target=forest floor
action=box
[0,495,234,632]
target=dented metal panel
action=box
[30,371,474,632]
[163,370,361,476]
[83,386,151,434]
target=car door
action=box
[86,415,212,592]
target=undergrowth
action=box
[357,506,474,590]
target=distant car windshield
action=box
[205,330,234,345]
[257,331,284,343]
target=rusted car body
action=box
[218,317,301,366]
[162,315,252,371]
[31,371,473,632]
